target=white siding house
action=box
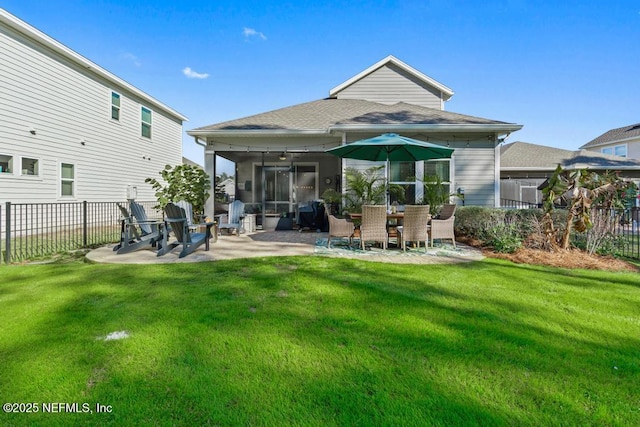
[0,8,187,205]
[189,56,522,224]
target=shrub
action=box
[487,224,522,253]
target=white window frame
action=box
[601,144,627,158]
[111,90,121,122]
[20,156,39,176]
[424,158,453,198]
[141,106,152,139]
[0,153,14,175]
[60,162,75,198]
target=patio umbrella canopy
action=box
[326,133,454,206]
[326,133,454,162]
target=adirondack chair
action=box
[158,202,214,258]
[115,202,163,254]
[218,200,245,236]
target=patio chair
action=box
[326,214,355,248]
[115,202,162,254]
[218,200,245,236]
[430,203,457,248]
[360,205,388,250]
[158,202,214,258]
[397,205,430,252]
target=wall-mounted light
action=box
[279,152,287,161]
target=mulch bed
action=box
[456,236,639,272]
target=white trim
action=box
[0,152,15,175]
[329,124,523,133]
[110,89,121,122]
[59,161,76,199]
[494,144,501,207]
[329,55,455,100]
[20,156,40,177]
[141,105,152,139]
[0,8,187,122]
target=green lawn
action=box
[1,257,639,426]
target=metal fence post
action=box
[5,202,10,264]
[83,201,88,247]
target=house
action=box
[500,141,640,206]
[188,55,522,227]
[580,123,640,159]
[0,8,187,205]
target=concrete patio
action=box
[86,230,484,265]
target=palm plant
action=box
[322,166,405,214]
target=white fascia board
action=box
[329,55,455,100]
[329,123,523,133]
[0,8,187,122]
[187,129,330,137]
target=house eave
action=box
[329,123,523,133]
[0,8,188,122]
[187,129,331,138]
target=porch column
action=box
[205,150,216,218]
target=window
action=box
[61,163,74,197]
[111,91,121,121]
[390,162,416,204]
[141,106,152,138]
[0,154,13,173]
[424,159,452,196]
[21,157,38,175]
[602,145,627,158]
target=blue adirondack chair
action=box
[158,202,214,258]
[115,202,163,254]
[218,200,245,236]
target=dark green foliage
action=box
[145,164,211,215]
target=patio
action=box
[86,230,483,264]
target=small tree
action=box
[145,164,211,216]
[540,166,633,250]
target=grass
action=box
[1,257,639,426]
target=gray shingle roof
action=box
[581,123,640,148]
[192,99,511,132]
[501,141,640,170]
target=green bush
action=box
[455,207,567,252]
[487,224,522,253]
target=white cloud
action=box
[243,27,267,40]
[182,67,210,79]
[120,52,141,67]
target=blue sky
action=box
[3,1,639,175]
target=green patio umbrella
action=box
[325,133,454,206]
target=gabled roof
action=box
[580,123,640,148]
[329,55,454,101]
[189,99,520,136]
[501,141,640,170]
[0,8,187,121]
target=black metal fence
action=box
[500,198,541,209]
[500,200,640,260]
[1,201,159,264]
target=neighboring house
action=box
[580,123,640,160]
[0,8,187,205]
[500,141,640,206]
[188,55,522,225]
[217,177,235,201]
